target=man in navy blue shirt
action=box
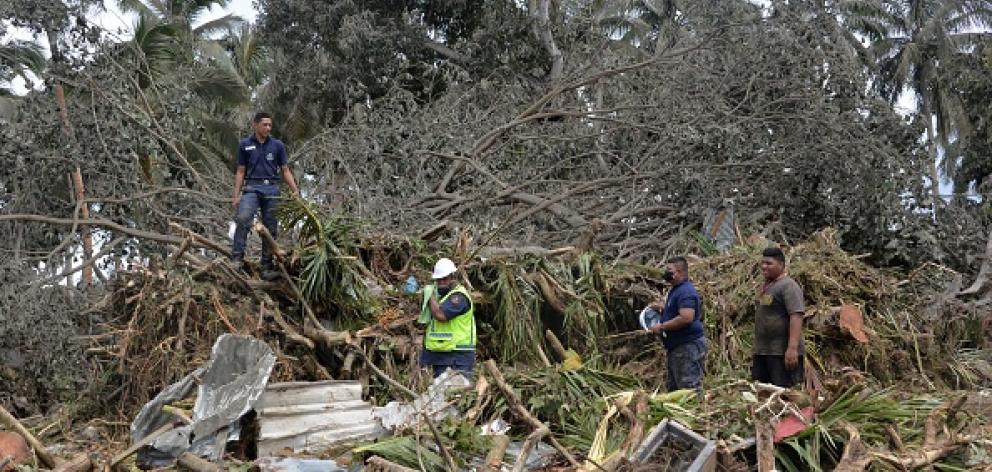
[648,256,707,394]
[231,112,300,279]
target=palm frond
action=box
[225,23,270,88]
[117,0,159,19]
[0,40,46,76]
[192,13,244,38]
[487,263,545,364]
[190,62,249,105]
[278,198,376,326]
[131,13,179,76]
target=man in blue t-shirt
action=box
[231,112,300,280]
[647,256,707,394]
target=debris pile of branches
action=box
[3,208,991,471]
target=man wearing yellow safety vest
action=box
[418,258,476,379]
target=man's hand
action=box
[650,323,664,334]
[232,196,240,209]
[784,346,799,370]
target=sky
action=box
[3,0,257,93]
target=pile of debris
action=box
[1,218,990,471]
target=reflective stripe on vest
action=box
[425,285,476,352]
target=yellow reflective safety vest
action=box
[425,285,476,352]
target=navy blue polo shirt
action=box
[659,280,704,350]
[238,135,287,181]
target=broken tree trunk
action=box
[483,360,581,468]
[753,406,775,472]
[0,404,60,469]
[70,168,92,287]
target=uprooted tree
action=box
[1,0,992,469]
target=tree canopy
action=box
[1,0,990,277]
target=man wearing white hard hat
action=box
[418,257,476,379]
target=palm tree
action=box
[0,40,45,89]
[593,0,679,52]
[118,0,243,80]
[185,24,271,171]
[868,0,992,208]
[0,39,46,119]
[118,0,243,40]
[114,1,254,175]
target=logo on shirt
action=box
[244,145,256,151]
[266,153,274,161]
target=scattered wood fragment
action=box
[365,456,418,472]
[342,351,357,378]
[421,412,457,472]
[752,407,775,472]
[837,305,869,343]
[419,220,450,242]
[303,324,351,347]
[108,422,176,468]
[353,349,418,400]
[253,222,288,260]
[512,426,549,472]
[168,223,231,258]
[0,404,60,469]
[619,391,649,456]
[484,434,510,472]
[834,423,870,471]
[545,329,568,361]
[478,246,575,259]
[51,453,92,472]
[534,273,567,314]
[483,360,581,468]
[177,452,222,472]
[265,305,315,349]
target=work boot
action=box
[261,269,280,281]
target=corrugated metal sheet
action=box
[256,380,383,456]
[702,206,736,252]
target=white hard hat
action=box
[432,258,458,279]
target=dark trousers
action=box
[232,184,279,269]
[666,337,707,393]
[752,354,804,388]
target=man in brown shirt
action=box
[752,247,805,387]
